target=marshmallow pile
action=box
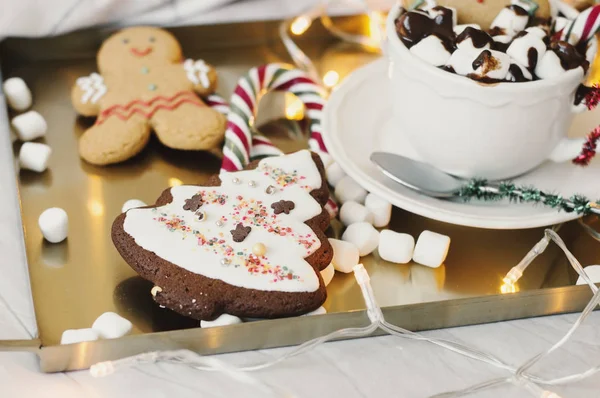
[395,2,595,83]
[326,161,451,273]
[3,77,52,173]
[61,311,132,344]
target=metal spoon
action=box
[370,151,600,216]
[370,152,461,198]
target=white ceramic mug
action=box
[385,4,587,180]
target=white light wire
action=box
[278,0,384,84]
[90,227,600,398]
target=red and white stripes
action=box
[208,63,338,218]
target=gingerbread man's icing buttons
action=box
[148,83,157,91]
[183,194,203,212]
[230,223,251,242]
[141,66,149,74]
[271,200,295,215]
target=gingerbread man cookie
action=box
[72,27,226,165]
[402,0,551,29]
[112,150,333,320]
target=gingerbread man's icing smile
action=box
[130,47,153,57]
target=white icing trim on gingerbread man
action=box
[183,59,211,88]
[76,73,107,104]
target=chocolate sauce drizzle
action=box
[551,41,588,72]
[574,84,593,106]
[527,47,539,70]
[395,8,455,49]
[508,64,529,82]
[456,27,494,49]
[395,5,590,84]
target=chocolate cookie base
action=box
[112,152,333,321]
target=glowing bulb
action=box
[285,96,304,120]
[500,282,519,294]
[291,16,312,35]
[502,267,523,285]
[88,200,104,217]
[168,178,183,187]
[323,71,339,88]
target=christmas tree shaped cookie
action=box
[112,150,333,320]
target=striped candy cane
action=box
[561,4,600,47]
[219,63,338,218]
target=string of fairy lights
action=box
[281,0,386,88]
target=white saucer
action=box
[322,58,600,229]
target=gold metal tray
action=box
[1,16,599,373]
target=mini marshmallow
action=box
[513,0,539,16]
[19,142,51,172]
[428,6,457,27]
[472,49,511,80]
[493,35,512,43]
[506,62,533,82]
[335,175,368,204]
[525,26,547,38]
[320,263,335,286]
[446,48,478,76]
[410,35,453,67]
[456,37,490,53]
[364,193,392,228]
[491,35,512,52]
[341,222,379,257]
[576,265,600,285]
[456,27,493,53]
[303,306,327,316]
[506,33,547,69]
[413,230,450,268]
[122,199,147,213]
[3,77,32,111]
[378,230,415,264]
[490,6,529,37]
[61,328,99,345]
[339,201,373,226]
[11,111,47,142]
[92,312,133,339]
[555,3,580,21]
[200,314,243,328]
[326,162,346,187]
[453,24,480,35]
[535,50,566,79]
[553,17,571,35]
[329,238,360,273]
[38,207,68,243]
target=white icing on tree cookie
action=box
[76,73,106,104]
[123,150,324,293]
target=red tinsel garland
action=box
[584,84,600,110]
[573,126,600,166]
[571,84,600,166]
